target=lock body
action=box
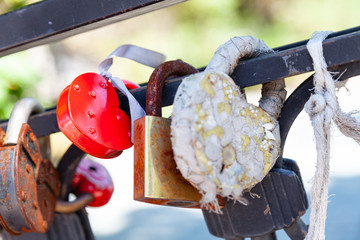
[134,115,203,207]
[0,124,60,234]
[57,73,132,159]
[134,60,224,209]
[202,159,308,238]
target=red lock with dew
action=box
[57,73,135,158]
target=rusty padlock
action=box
[134,60,223,208]
[0,98,61,235]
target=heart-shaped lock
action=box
[171,36,286,212]
[57,72,132,158]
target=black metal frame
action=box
[0,0,186,57]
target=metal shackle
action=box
[4,97,51,160]
[145,60,198,117]
[4,98,44,145]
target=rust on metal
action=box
[134,117,145,201]
[0,128,5,146]
[134,116,202,207]
[264,204,271,215]
[135,61,224,208]
[146,60,198,117]
[134,115,225,208]
[0,123,60,234]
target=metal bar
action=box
[1,29,360,137]
[273,25,360,52]
[232,29,360,88]
[0,0,186,57]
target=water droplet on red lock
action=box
[73,84,80,91]
[89,91,96,98]
[116,114,123,121]
[100,82,108,89]
[89,128,96,134]
[87,111,95,118]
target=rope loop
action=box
[304,93,326,117]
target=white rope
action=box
[304,31,360,240]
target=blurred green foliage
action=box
[0,1,42,118]
[0,52,40,118]
[0,0,40,14]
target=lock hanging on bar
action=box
[134,60,224,208]
[0,98,61,235]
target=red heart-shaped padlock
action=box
[57,73,132,158]
[122,79,140,90]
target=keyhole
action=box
[89,166,97,172]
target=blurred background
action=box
[1,0,360,239]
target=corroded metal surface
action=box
[0,128,5,146]
[145,59,198,116]
[134,116,204,207]
[134,60,224,208]
[0,124,60,234]
[0,213,87,240]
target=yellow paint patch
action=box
[241,135,250,152]
[239,105,273,127]
[260,115,271,124]
[206,164,213,173]
[217,102,232,114]
[201,126,224,139]
[195,104,208,131]
[246,116,253,127]
[214,178,221,187]
[201,74,215,97]
[241,174,250,181]
[195,149,213,174]
[258,127,264,134]
[263,151,273,174]
[253,135,261,146]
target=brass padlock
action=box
[0,98,61,235]
[134,60,220,208]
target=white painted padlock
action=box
[171,36,286,213]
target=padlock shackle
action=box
[55,193,95,214]
[146,60,198,116]
[4,97,44,145]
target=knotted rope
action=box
[304,31,360,240]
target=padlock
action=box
[134,60,222,208]
[0,98,61,235]
[56,157,114,213]
[57,73,133,158]
[171,36,286,212]
[202,158,308,239]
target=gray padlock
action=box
[202,158,308,239]
[0,98,61,235]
